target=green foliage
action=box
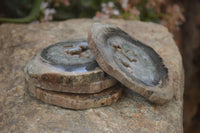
[0,0,185,32]
[0,0,42,23]
[4,0,33,18]
[95,0,185,32]
[51,0,102,20]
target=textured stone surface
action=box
[0,19,184,133]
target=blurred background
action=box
[0,0,199,132]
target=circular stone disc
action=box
[26,80,122,110]
[24,39,117,93]
[88,23,173,104]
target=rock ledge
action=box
[0,19,184,133]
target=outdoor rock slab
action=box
[0,19,184,133]
[88,23,173,104]
[24,39,117,94]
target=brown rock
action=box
[24,39,117,93]
[88,23,173,104]
[0,19,184,133]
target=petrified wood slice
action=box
[88,23,173,104]
[24,39,117,93]
[26,79,122,110]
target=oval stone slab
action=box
[25,79,122,110]
[24,39,117,93]
[88,23,173,104]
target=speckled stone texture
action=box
[0,19,184,133]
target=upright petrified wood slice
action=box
[24,39,117,93]
[88,23,173,104]
[26,80,122,110]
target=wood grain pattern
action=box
[88,23,174,104]
[24,39,117,93]
[26,79,122,110]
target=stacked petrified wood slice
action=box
[24,39,122,109]
[25,23,174,109]
[88,23,173,104]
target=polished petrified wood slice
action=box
[24,39,117,93]
[25,79,122,110]
[88,23,173,104]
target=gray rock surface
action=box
[0,19,184,133]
